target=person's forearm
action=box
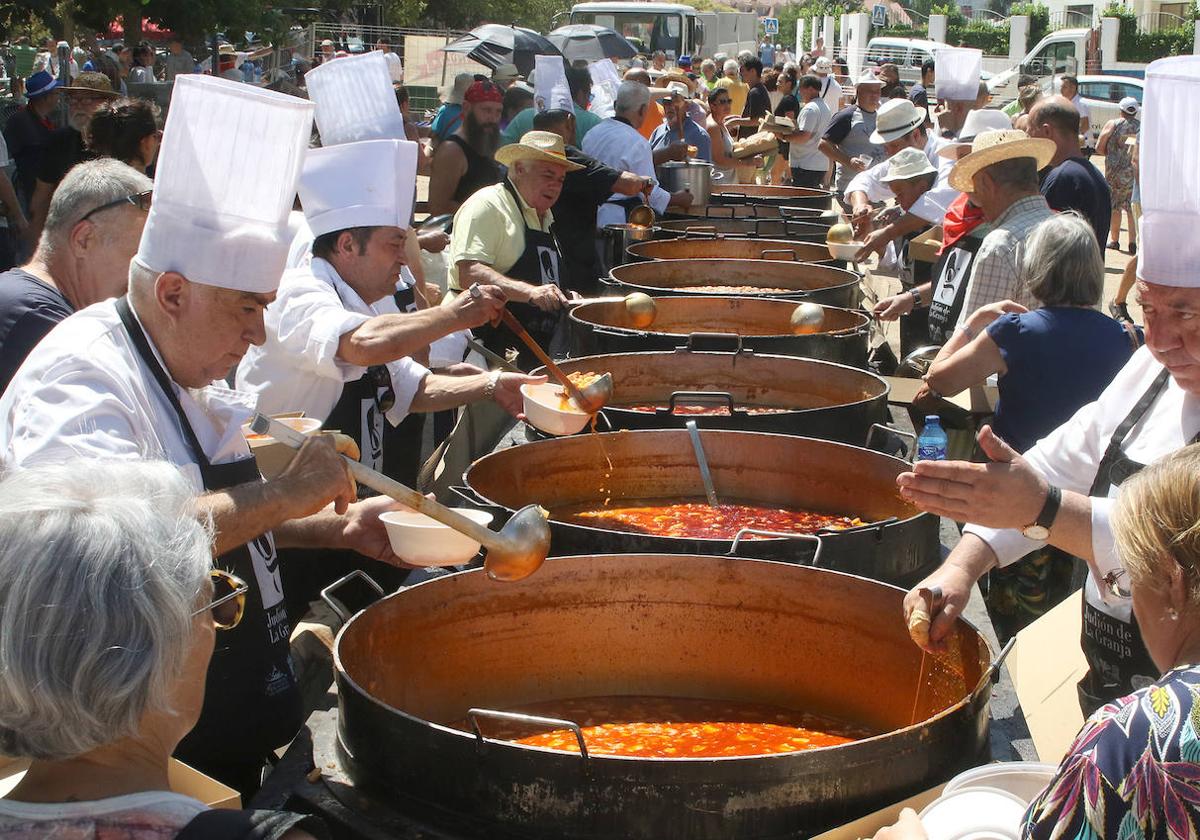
[1047,490,1094,560]
[0,172,23,223]
[198,480,308,556]
[340,307,465,367]
[925,340,1000,396]
[273,506,347,551]
[945,533,999,585]
[818,139,851,168]
[460,261,537,303]
[651,146,675,166]
[409,371,488,412]
[612,172,647,196]
[848,190,870,214]
[785,130,813,144]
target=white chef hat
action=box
[383,51,404,83]
[305,51,405,147]
[298,139,418,237]
[134,75,313,294]
[934,47,982,102]
[1138,56,1200,288]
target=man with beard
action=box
[24,72,118,248]
[428,79,503,216]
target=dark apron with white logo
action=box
[473,179,564,371]
[1076,368,1195,714]
[927,232,984,347]
[116,297,301,795]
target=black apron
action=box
[895,228,932,357]
[927,231,984,346]
[115,298,301,795]
[1076,368,1199,714]
[473,179,565,371]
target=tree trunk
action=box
[125,1,143,44]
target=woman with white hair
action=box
[0,460,325,839]
[921,211,1141,641]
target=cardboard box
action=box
[1008,590,1088,764]
[811,784,946,840]
[0,757,240,809]
[909,226,943,265]
[884,375,999,415]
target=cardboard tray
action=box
[0,756,240,809]
[909,226,943,265]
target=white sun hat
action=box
[880,146,937,183]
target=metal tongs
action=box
[248,414,551,581]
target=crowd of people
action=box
[0,19,1198,839]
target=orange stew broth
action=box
[554,498,864,539]
[686,285,790,294]
[622,404,792,416]
[470,696,875,758]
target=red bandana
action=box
[938,192,986,255]
[464,80,503,104]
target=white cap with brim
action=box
[1119,95,1139,115]
[935,47,982,102]
[855,69,882,87]
[306,51,405,147]
[133,76,314,294]
[299,139,419,238]
[1138,56,1200,287]
[881,146,937,182]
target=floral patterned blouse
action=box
[1023,664,1200,839]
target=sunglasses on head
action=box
[1102,568,1132,600]
[80,189,153,223]
[192,569,249,630]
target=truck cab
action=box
[569,1,758,59]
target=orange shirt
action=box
[639,101,664,139]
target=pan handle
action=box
[683,225,720,237]
[320,569,386,624]
[685,332,745,354]
[664,390,738,415]
[728,530,824,566]
[447,484,507,515]
[467,708,590,761]
[866,423,917,462]
[592,324,648,339]
[760,248,797,261]
[705,204,738,216]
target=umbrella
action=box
[547,24,637,63]
[441,24,560,77]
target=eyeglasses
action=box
[192,569,249,630]
[80,189,153,223]
[368,365,396,414]
[1102,568,1132,599]
[711,97,731,105]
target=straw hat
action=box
[948,129,1055,192]
[60,71,118,98]
[936,109,1014,159]
[658,70,694,91]
[495,130,584,171]
[492,62,521,82]
[870,98,925,143]
[880,146,937,183]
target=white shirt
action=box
[843,133,958,225]
[1071,93,1090,121]
[236,257,429,427]
[966,346,1200,617]
[818,74,843,112]
[582,117,671,229]
[0,298,256,490]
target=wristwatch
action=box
[1021,485,1062,540]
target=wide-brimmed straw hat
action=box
[936,109,1014,159]
[495,130,584,171]
[60,71,119,98]
[948,129,1055,192]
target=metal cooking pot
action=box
[659,159,721,207]
[568,296,871,367]
[334,554,993,839]
[606,258,861,309]
[600,222,655,274]
[709,183,834,210]
[629,236,834,265]
[459,429,939,585]
[534,350,886,441]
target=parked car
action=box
[1050,73,1143,147]
[864,36,993,95]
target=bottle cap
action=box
[925,415,940,423]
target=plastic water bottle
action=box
[917,416,948,461]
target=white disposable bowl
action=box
[242,415,322,444]
[919,787,1027,840]
[379,508,494,567]
[241,416,323,479]
[826,240,865,261]
[943,762,1057,804]
[522,382,591,436]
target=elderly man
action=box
[447,131,581,368]
[584,81,693,232]
[819,70,885,206]
[650,82,712,164]
[714,58,750,118]
[25,71,119,247]
[901,55,1196,716]
[428,79,503,215]
[0,159,151,393]
[1027,96,1111,246]
[2,70,59,214]
[0,75,401,796]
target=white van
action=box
[864,37,946,86]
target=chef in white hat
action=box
[238,52,529,484]
[0,75,406,794]
[897,55,1200,716]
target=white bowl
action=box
[378,508,494,567]
[241,416,323,479]
[919,787,1027,840]
[521,382,591,436]
[943,762,1057,804]
[242,415,322,444]
[826,240,865,261]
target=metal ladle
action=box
[498,309,614,414]
[628,204,657,228]
[570,292,658,330]
[249,414,551,581]
[685,420,721,507]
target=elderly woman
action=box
[876,442,1200,840]
[922,212,1140,640]
[86,97,161,174]
[0,461,325,839]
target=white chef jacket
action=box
[843,134,958,225]
[236,257,429,426]
[582,117,671,229]
[966,346,1200,614]
[0,298,256,491]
